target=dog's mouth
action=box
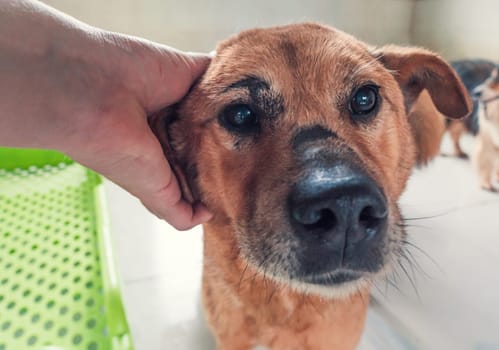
[234,148,404,294]
[238,204,405,294]
[300,270,364,285]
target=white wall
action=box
[412,0,499,60]
[42,0,414,52]
[42,0,499,60]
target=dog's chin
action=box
[248,261,382,299]
[300,270,364,285]
[272,271,374,299]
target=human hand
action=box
[68,44,213,230]
[0,0,212,229]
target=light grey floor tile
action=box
[105,134,499,350]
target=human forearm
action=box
[0,0,212,228]
[0,0,124,149]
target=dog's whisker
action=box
[397,258,421,299]
[382,275,390,297]
[308,295,326,319]
[355,288,369,309]
[238,262,250,292]
[400,248,430,280]
[267,285,277,305]
[401,239,442,272]
[389,262,402,285]
[369,278,386,298]
[402,210,452,221]
[396,222,428,229]
[197,116,217,129]
[384,273,403,294]
[405,254,423,285]
[351,56,384,77]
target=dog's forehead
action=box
[218,23,366,56]
[210,24,380,88]
[488,81,499,91]
[483,79,499,99]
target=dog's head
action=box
[152,23,470,296]
[475,68,499,137]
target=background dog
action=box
[151,23,470,350]
[435,59,499,191]
[445,59,497,158]
[473,68,499,191]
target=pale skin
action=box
[0,0,212,229]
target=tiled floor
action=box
[105,135,499,350]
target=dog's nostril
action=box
[289,163,388,250]
[293,208,337,231]
[305,209,336,231]
[358,205,385,236]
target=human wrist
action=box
[0,1,127,150]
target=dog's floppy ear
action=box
[373,45,472,119]
[473,67,499,97]
[148,107,196,204]
[407,90,446,166]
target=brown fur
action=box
[408,90,447,165]
[151,23,471,349]
[448,119,469,158]
[473,69,499,191]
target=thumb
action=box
[136,133,213,230]
[79,121,212,230]
[139,46,211,112]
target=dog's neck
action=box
[201,220,370,349]
[479,113,499,148]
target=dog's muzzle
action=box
[288,160,388,285]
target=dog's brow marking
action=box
[223,76,270,94]
[199,116,217,128]
[279,39,298,69]
[350,53,386,78]
[222,76,284,120]
[292,125,338,149]
[381,93,399,114]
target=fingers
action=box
[160,49,211,105]
[74,121,212,230]
[114,133,212,230]
[137,44,211,112]
[184,51,212,81]
[61,33,214,229]
[115,143,212,229]
[141,174,213,230]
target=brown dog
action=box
[473,68,499,191]
[151,23,471,350]
[446,59,497,158]
[407,89,448,166]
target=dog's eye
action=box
[349,85,379,119]
[219,104,259,134]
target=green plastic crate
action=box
[0,148,133,350]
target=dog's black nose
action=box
[289,163,387,271]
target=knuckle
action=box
[171,221,193,231]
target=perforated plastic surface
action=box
[0,149,132,350]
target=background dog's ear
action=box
[473,67,499,97]
[407,90,446,166]
[148,107,196,204]
[373,45,472,119]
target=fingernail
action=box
[185,51,212,59]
